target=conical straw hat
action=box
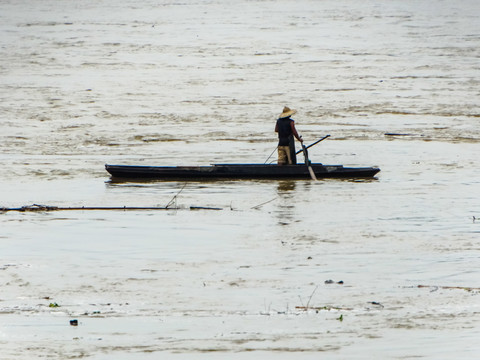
[279,106,297,118]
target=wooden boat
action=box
[105,138,379,180]
[105,163,380,180]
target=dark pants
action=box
[289,136,297,164]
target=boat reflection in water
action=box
[277,180,296,192]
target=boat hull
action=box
[105,164,380,180]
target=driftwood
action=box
[251,197,277,210]
[384,133,415,136]
[166,183,186,209]
[295,305,353,311]
[0,204,222,212]
[190,206,222,211]
[418,285,480,292]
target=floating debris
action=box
[325,280,344,285]
[384,133,415,137]
[190,206,222,211]
[0,204,223,212]
[418,284,480,292]
[251,197,277,209]
[296,305,353,312]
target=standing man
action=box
[275,106,303,165]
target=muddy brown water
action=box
[1,0,479,358]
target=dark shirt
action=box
[276,117,294,146]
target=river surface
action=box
[1,0,479,359]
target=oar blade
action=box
[302,144,317,181]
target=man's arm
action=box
[290,121,303,142]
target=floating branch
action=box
[0,204,222,212]
[166,183,187,209]
[305,285,318,309]
[384,133,415,137]
[295,305,353,311]
[190,206,222,211]
[251,197,278,209]
[418,285,480,292]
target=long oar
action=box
[302,144,317,180]
[295,135,330,155]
